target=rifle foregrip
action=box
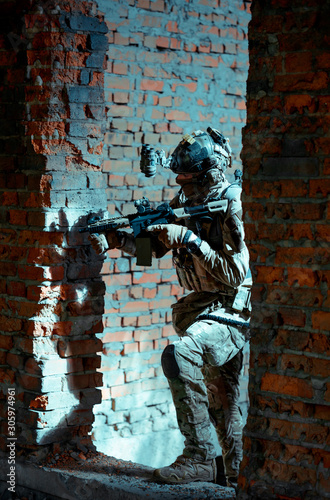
[79,223,117,234]
[79,217,130,234]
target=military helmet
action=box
[170,127,232,175]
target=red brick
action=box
[0,245,26,262]
[133,272,161,284]
[0,263,17,277]
[280,354,329,378]
[111,380,141,397]
[57,339,103,357]
[139,341,154,352]
[1,192,18,206]
[68,373,102,390]
[248,244,272,263]
[278,307,306,327]
[284,94,315,114]
[263,458,316,485]
[0,335,13,350]
[315,405,330,420]
[154,339,168,350]
[9,210,28,226]
[277,398,314,419]
[113,62,128,75]
[140,376,167,391]
[162,325,174,338]
[165,110,191,121]
[285,52,313,73]
[149,298,173,310]
[257,222,286,241]
[284,223,314,240]
[287,268,319,287]
[18,230,63,247]
[275,247,328,266]
[254,266,285,284]
[261,373,313,398]
[315,137,330,155]
[103,274,132,287]
[120,300,149,313]
[155,36,169,48]
[309,179,330,197]
[137,315,151,327]
[172,81,197,93]
[113,92,129,103]
[312,311,330,331]
[269,202,324,220]
[106,76,131,90]
[0,229,16,245]
[27,248,63,265]
[166,20,181,33]
[134,328,159,342]
[102,331,133,343]
[274,72,329,92]
[122,342,139,355]
[67,299,103,317]
[140,79,164,92]
[0,316,22,332]
[244,201,265,220]
[114,33,129,45]
[315,225,330,242]
[0,368,15,385]
[279,180,308,198]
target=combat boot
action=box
[153,455,216,484]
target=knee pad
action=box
[161,344,180,379]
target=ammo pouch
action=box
[173,249,199,291]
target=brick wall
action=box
[92,0,251,466]
[237,1,330,498]
[0,0,252,468]
[0,0,108,457]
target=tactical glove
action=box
[147,224,189,249]
[88,231,121,255]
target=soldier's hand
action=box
[88,234,109,255]
[88,231,121,255]
[146,224,188,249]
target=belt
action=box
[197,313,250,329]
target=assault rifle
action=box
[80,197,228,266]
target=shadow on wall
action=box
[18,208,105,456]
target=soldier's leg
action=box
[162,337,216,462]
[153,336,216,484]
[205,350,244,487]
[153,320,243,484]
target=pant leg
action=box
[204,350,244,479]
[162,319,244,462]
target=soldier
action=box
[89,129,251,488]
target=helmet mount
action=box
[139,126,232,182]
[169,128,232,175]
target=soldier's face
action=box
[176,173,199,199]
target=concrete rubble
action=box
[0,452,236,500]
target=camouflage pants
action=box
[163,318,245,479]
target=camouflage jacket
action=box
[120,179,251,321]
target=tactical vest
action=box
[172,180,250,300]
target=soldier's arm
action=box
[186,198,249,288]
